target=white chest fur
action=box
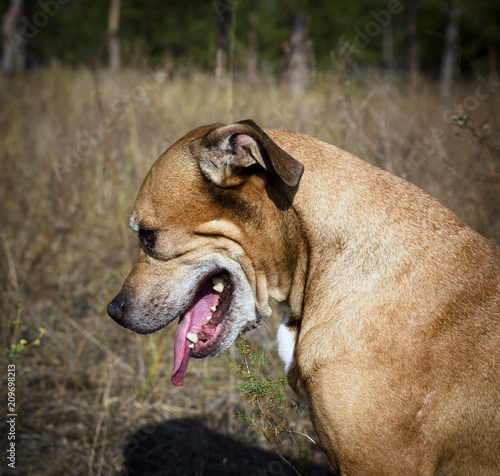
[275,303,296,374]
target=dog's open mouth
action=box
[171,272,232,386]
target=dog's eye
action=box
[139,228,156,250]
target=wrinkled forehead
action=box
[129,133,217,232]
[130,155,193,228]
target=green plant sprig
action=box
[229,337,290,437]
[229,336,327,476]
[229,336,302,474]
[2,302,46,361]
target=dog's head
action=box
[107,120,304,386]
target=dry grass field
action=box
[1,63,499,475]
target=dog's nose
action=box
[107,294,125,322]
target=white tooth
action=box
[206,315,212,321]
[212,276,224,293]
[210,306,217,312]
[189,343,194,349]
[186,332,198,343]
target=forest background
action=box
[1,1,499,475]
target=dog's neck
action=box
[275,134,469,329]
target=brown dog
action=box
[108,120,500,475]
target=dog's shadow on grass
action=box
[118,418,336,476]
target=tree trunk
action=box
[440,0,461,100]
[108,0,121,72]
[215,3,229,84]
[246,9,258,83]
[2,0,24,80]
[405,0,419,88]
[383,21,394,73]
[287,11,310,96]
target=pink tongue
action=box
[171,282,221,386]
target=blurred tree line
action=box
[2,0,499,92]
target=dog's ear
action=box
[194,119,304,188]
